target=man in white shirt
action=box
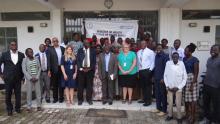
[171,39,185,61]
[164,52,187,123]
[137,40,155,106]
[77,39,96,105]
[48,37,65,103]
[0,41,25,116]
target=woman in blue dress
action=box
[61,45,77,106]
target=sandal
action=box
[66,100,70,107]
[26,108,32,113]
[122,99,126,104]
[70,100,75,105]
[128,100,132,105]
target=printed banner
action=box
[85,20,138,41]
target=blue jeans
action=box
[155,79,167,113]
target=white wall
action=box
[62,0,161,11]
[0,0,50,12]
[159,8,181,44]
[181,19,220,80]
[0,20,52,54]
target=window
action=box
[0,27,17,54]
[216,25,220,44]
[183,10,220,20]
[1,12,50,21]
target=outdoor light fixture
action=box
[104,0,113,9]
[40,23,48,27]
[189,23,197,27]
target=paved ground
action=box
[0,90,204,124]
[0,108,184,124]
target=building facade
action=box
[0,0,220,81]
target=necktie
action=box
[140,50,143,68]
[84,49,88,67]
[41,53,46,71]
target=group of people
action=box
[0,32,219,124]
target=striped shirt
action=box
[28,59,38,75]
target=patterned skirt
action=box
[183,73,198,102]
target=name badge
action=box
[70,65,73,69]
[123,63,127,67]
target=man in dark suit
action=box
[77,39,96,105]
[0,41,25,116]
[98,45,118,105]
[35,44,51,103]
[48,37,65,103]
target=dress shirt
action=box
[82,48,90,68]
[171,47,185,61]
[10,50,18,65]
[105,53,110,72]
[164,60,187,90]
[55,46,62,65]
[137,47,155,71]
[39,52,47,71]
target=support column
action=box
[51,9,63,42]
[159,8,181,45]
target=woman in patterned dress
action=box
[92,45,103,100]
[183,43,199,124]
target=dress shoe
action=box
[102,101,107,105]
[138,100,145,103]
[177,119,182,124]
[109,102,113,105]
[59,99,64,103]
[115,95,120,100]
[46,99,51,103]
[15,109,21,114]
[78,101,83,105]
[53,100,58,103]
[8,110,13,116]
[151,109,160,113]
[157,112,166,116]
[37,107,42,111]
[143,102,151,106]
[88,101,93,105]
[165,116,173,121]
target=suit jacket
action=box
[0,51,25,82]
[48,46,65,73]
[98,52,118,80]
[35,52,50,72]
[77,47,96,71]
[22,57,41,81]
